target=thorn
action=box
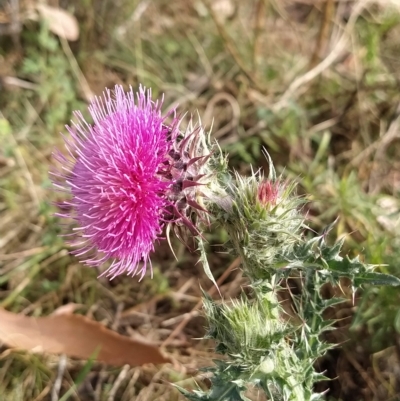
[182,180,205,190]
[166,224,178,261]
[186,197,209,212]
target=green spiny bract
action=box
[203,289,285,367]
[212,163,305,280]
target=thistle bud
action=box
[215,170,304,280]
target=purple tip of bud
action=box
[257,180,279,206]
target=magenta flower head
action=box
[51,85,210,280]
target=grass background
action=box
[1,0,400,400]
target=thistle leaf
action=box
[354,272,400,286]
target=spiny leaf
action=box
[354,272,400,286]
[327,255,374,275]
[321,237,345,260]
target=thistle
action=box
[52,85,400,400]
[51,85,211,279]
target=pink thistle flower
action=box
[257,180,279,206]
[51,85,208,280]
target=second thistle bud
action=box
[214,163,304,280]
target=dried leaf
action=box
[36,4,79,41]
[0,308,169,366]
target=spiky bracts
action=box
[214,165,305,280]
[161,120,213,242]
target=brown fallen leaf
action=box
[0,308,169,366]
[36,4,79,41]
